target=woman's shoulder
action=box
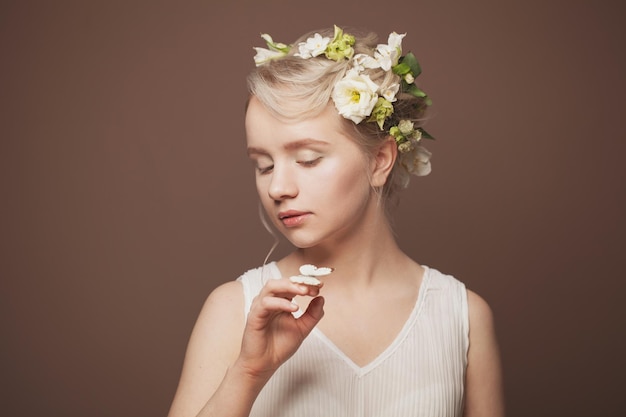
[423,265,466,292]
[424,266,494,321]
[465,289,496,331]
[193,265,271,334]
[236,262,280,296]
[463,289,504,415]
[236,262,280,281]
[195,280,245,335]
[206,280,244,306]
[167,279,246,416]
[201,263,280,317]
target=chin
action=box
[285,237,319,249]
[282,231,325,250]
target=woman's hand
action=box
[234,278,325,381]
[168,278,324,417]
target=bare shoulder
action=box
[190,280,246,361]
[200,280,245,324]
[168,280,245,417]
[466,289,496,332]
[463,289,505,417]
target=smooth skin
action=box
[167,97,504,417]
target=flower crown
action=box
[253,25,434,183]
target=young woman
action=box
[168,26,504,417]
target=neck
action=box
[281,208,413,287]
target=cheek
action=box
[313,157,371,197]
[256,177,271,204]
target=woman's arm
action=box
[463,290,505,417]
[167,281,247,417]
[168,278,324,417]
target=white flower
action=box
[412,127,423,141]
[380,82,400,102]
[253,47,286,66]
[295,33,330,58]
[374,32,406,71]
[387,32,405,51]
[400,143,432,179]
[352,53,379,71]
[397,140,414,154]
[331,69,380,124]
[260,34,290,52]
[404,72,415,84]
[398,120,415,136]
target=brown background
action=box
[1,1,624,416]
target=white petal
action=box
[399,143,432,177]
[299,264,334,276]
[381,82,400,102]
[387,32,406,50]
[253,47,284,66]
[289,275,322,286]
[331,70,380,123]
[353,53,379,70]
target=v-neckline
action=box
[270,262,431,377]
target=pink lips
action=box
[278,210,310,227]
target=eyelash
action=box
[257,165,273,175]
[256,157,322,175]
[298,157,322,167]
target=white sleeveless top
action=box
[237,262,469,417]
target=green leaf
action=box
[392,62,411,75]
[406,84,426,98]
[404,85,433,106]
[401,52,422,77]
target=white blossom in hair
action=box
[373,32,406,71]
[331,69,380,124]
[295,33,331,58]
[400,144,432,180]
[352,53,379,71]
[252,25,436,186]
[381,82,400,102]
[253,34,290,66]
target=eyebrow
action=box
[247,138,330,156]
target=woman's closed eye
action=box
[255,156,321,174]
[297,157,322,167]
[256,164,274,175]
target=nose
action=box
[267,163,298,201]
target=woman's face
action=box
[245,96,377,249]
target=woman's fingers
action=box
[238,278,326,377]
[256,294,298,316]
[248,278,322,323]
[258,278,322,301]
[296,296,325,332]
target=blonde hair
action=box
[247,27,430,202]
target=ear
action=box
[370,136,397,187]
